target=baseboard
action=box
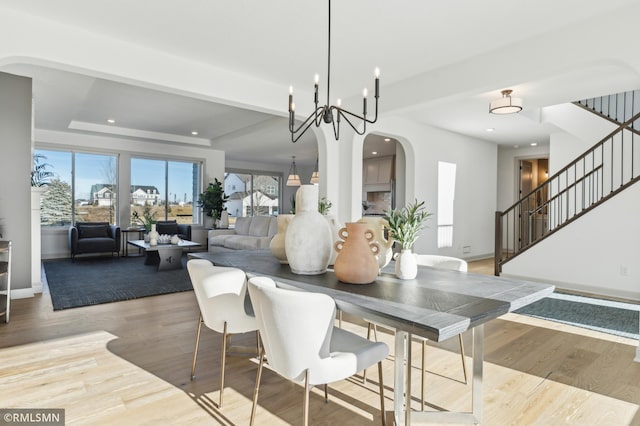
[11,288,35,299]
[500,273,640,302]
[31,281,43,294]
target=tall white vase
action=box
[395,249,418,279]
[148,223,159,246]
[285,185,332,275]
[269,214,294,264]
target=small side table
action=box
[122,228,145,256]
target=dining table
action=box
[189,249,555,425]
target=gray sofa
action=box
[208,216,277,250]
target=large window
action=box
[35,149,117,226]
[131,157,200,225]
[224,171,280,220]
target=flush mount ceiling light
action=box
[286,156,301,187]
[288,0,380,142]
[489,89,522,115]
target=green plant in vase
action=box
[131,202,157,232]
[384,199,431,279]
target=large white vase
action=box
[395,249,418,279]
[269,214,294,264]
[285,185,332,275]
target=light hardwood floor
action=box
[0,259,638,425]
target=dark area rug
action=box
[515,291,640,339]
[44,255,193,310]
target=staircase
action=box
[494,90,640,275]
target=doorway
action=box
[518,158,549,245]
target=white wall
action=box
[0,72,32,294]
[502,182,640,300]
[346,117,498,259]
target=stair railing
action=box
[495,108,640,275]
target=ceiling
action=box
[2,0,640,169]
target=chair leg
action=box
[219,321,228,408]
[191,314,203,380]
[459,334,468,384]
[363,322,374,384]
[324,383,328,403]
[378,361,386,426]
[421,338,426,411]
[250,347,265,426]
[303,369,310,426]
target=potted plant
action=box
[384,199,431,279]
[131,202,157,233]
[197,178,229,228]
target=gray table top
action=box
[189,250,554,342]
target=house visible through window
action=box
[224,170,281,219]
[437,161,456,248]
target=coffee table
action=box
[128,239,200,271]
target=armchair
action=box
[155,220,192,241]
[69,222,121,261]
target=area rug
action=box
[515,291,640,339]
[44,256,193,310]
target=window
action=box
[131,158,200,225]
[35,149,117,226]
[437,161,456,248]
[224,171,280,219]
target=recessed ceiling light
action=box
[107,119,115,124]
[383,138,390,142]
[191,131,199,136]
[530,142,537,146]
[513,145,519,149]
[372,151,378,155]
[486,128,495,132]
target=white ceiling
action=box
[2,0,640,168]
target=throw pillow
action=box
[78,224,110,239]
[156,222,179,235]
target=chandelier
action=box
[288,0,380,143]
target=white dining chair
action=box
[187,259,259,408]
[247,276,389,426]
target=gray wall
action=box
[0,71,32,292]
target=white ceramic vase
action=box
[285,185,333,275]
[395,249,417,279]
[148,224,159,246]
[269,214,294,264]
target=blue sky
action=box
[36,149,197,202]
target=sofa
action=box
[69,221,121,261]
[208,216,277,251]
[155,220,192,241]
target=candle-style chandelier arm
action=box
[287,0,381,142]
[289,105,327,143]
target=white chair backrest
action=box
[248,276,335,382]
[187,259,252,333]
[415,254,468,272]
